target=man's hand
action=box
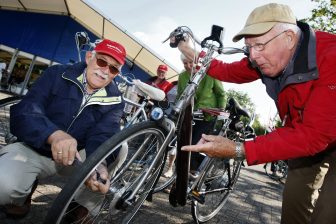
[85,163,110,194]
[48,130,81,166]
[181,134,239,158]
[169,35,199,64]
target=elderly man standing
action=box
[171,3,336,224]
[0,39,127,220]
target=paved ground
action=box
[0,164,284,224]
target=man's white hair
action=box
[180,53,187,62]
[274,22,301,36]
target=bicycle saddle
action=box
[225,98,250,119]
[133,79,165,101]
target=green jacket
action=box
[177,71,226,120]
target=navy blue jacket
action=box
[10,62,124,158]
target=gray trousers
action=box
[0,142,127,212]
[281,148,336,224]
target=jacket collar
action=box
[61,62,122,104]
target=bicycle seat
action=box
[225,98,250,119]
[133,79,165,101]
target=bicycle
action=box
[0,96,22,146]
[118,73,177,193]
[264,160,288,183]
[118,73,165,127]
[44,25,250,224]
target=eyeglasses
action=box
[95,55,120,75]
[244,30,288,53]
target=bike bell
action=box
[150,107,164,121]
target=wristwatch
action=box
[235,142,245,160]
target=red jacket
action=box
[207,22,336,165]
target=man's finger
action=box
[75,151,83,162]
[67,148,76,165]
[51,145,59,161]
[201,134,218,142]
[181,145,203,152]
[62,153,69,166]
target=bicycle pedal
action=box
[191,190,205,204]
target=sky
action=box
[86,0,316,125]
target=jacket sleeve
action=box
[10,65,63,148]
[212,79,226,108]
[84,102,124,157]
[245,54,336,165]
[207,57,260,83]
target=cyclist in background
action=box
[148,64,174,94]
[172,3,336,224]
[0,39,127,222]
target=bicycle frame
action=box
[107,24,249,213]
[122,97,149,128]
[158,26,247,206]
[118,73,166,129]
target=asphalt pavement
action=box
[0,163,284,224]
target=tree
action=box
[251,114,266,136]
[302,0,336,33]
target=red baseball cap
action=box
[158,64,168,72]
[94,39,127,65]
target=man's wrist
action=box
[235,142,245,160]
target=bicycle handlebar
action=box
[163,25,248,55]
[118,74,134,85]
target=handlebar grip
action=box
[169,33,186,48]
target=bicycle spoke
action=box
[44,122,168,224]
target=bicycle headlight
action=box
[150,107,164,121]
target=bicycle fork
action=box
[189,157,214,204]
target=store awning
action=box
[0,0,178,79]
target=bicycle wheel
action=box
[152,150,176,193]
[264,161,288,181]
[44,121,168,224]
[191,158,242,223]
[191,158,230,223]
[169,104,192,206]
[152,135,177,193]
[229,159,243,187]
[0,96,21,145]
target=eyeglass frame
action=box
[94,54,121,75]
[243,30,288,53]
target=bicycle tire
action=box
[229,159,243,187]
[0,96,21,145]
[264,161,288,181]
[152,139,178,193]
[152,161,176,193]
[191,158,237,223]
[44,121,168,224]
[169,104,192,206]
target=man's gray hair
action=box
[274,22,301,36]
[180,53,187,62]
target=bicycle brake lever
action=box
[162,27,187,48]
[162,36,170,44]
